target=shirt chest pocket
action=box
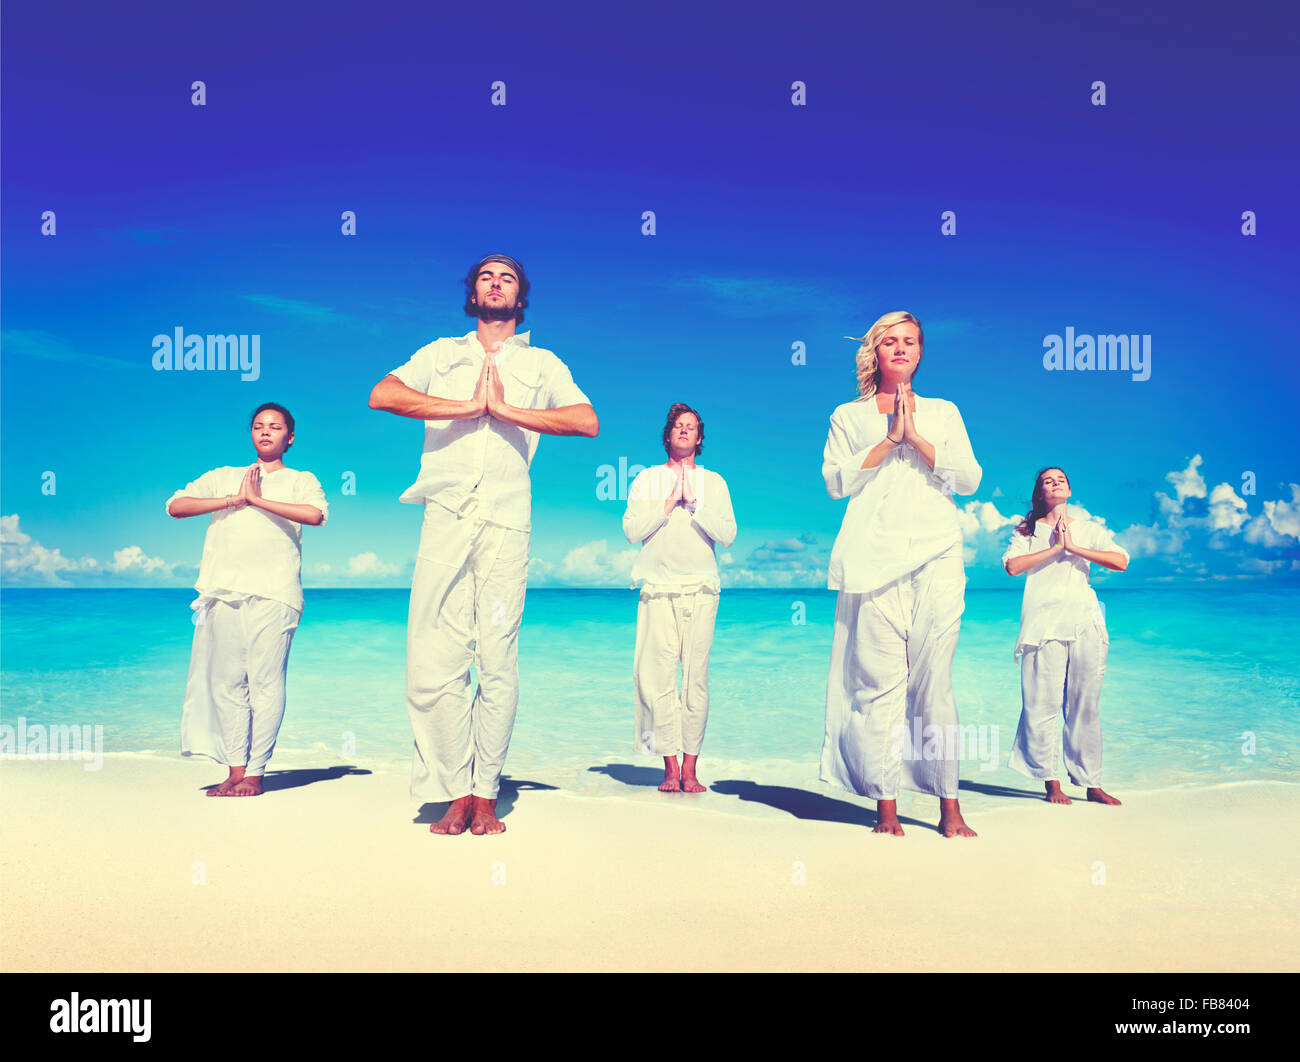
[502,358,543,408]
[432,352,480,400]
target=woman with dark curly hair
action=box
[166,403,328,797]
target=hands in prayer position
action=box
[886,381,926,447]
[234,465,261,509]
[471,342,508,418]
[1053,513,1075,554]
[886,382,911,444]
[663,463,697,515]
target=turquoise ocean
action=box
[2,588,1296,816]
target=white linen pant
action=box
[821,546,965,800]
[633,589,719,757]
[406,502,530,802]
[180,595,300,775]
[1009,621,1108,787]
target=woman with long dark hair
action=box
[1002,466,1129,805]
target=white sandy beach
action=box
[1,756,1295,972]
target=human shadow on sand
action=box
[413,776,558,826]
[588,763,673,788]
[201,765,372,794]
[956,778,1047,801]
[710,779,934,831]
[590,765,926,830]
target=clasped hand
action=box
[472,343,507,417]
[886,381,920,446]
[232,465,262,508]
[670,463,696,507]
[1053,514,1075,553]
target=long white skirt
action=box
[180,595,300,775]
[821,545,965,800]
[1009,619,1108,787]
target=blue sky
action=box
[3,0,1298,589]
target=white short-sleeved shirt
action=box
[386,330,591,532]
[1001,512,1130,658]
[623,464,737,594]
[165,465,328,614]
[823,395,982,593]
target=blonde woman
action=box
[820,312,982,837]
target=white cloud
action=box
[2,514,193,586]
[726,532,828,587]
[302,555,402,582]
[345,552,402,578]
[538,532,829,588]
[1155,491,1183,518]
[1166,454,1207,506]
[1,514,98,584]
[958,499,1018,537]
[1116,522,1187,558]
[1236,557,1290,575]
[1207,482,1249,533]
[555,539,638,585]
[1262,484,1300,541]
[954,500,1021,571]
[107,545,172,574]
[1123,458,1297,578]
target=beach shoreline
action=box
[1,757,1295,972]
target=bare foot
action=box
[469,796,506,835]
[659,756,681,792]
[206,767,245,797]
[938,797,977,837]
[680,753,706,793]
[229,775,264,796]
[1045,780,1072,805]
[430,795,473,835]
[874,798,904,836]
[1087,787,1122,806]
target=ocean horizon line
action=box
[2,583,1298,593]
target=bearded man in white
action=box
[369,254,598,836]
[624,403,736,794]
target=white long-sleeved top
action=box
[386,330,591,532]
[623,464,736,593]
[1001,511,1130,658]
[823,395,981,593]
[165,465,328,614]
